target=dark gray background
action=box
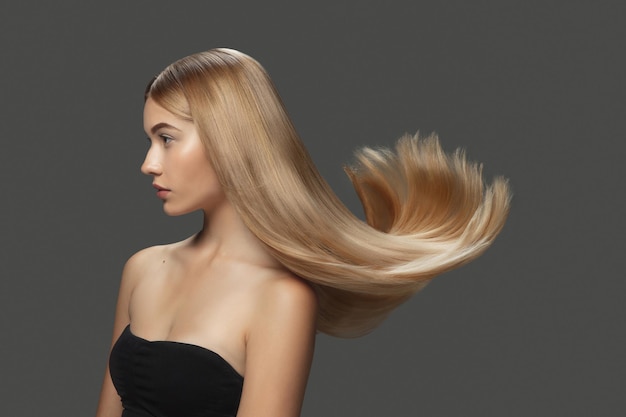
[1,1,623,416]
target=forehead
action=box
[143,98,192,133]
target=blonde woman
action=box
[95,48,510,417]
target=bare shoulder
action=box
[122,245,166,281]
[237,271,318,417]
[246,270,318,351]
[119,242,181,292]
[256,271,318,320]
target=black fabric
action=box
[109,325,244,417]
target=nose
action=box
[141,146,163,176]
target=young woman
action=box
[95,48,511,417]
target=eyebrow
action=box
[149,122,182,135]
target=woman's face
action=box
[142,97,224,216]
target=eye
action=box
[160,134,174,145]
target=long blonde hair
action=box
[146,48,511,337]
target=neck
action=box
[188,199,281,269]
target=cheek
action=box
[186,153,220,189]
[177,138,221,193]
[200,166,221,192]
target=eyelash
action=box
[146,135,174,146]
[160,134,173,145]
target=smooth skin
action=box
[95,99,318,417]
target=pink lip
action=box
[153,184,171,199]
[153,183,169,191]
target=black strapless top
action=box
[109,325,244,417]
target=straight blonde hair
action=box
[146,48,511,337]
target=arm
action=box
[237,276,318,417]
[94,251,146,417]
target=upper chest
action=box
[126,255,271,375]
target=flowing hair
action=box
[146,48,511,337]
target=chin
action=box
[162,203,197,217]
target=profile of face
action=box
[141,97,224,216]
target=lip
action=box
[153,183,170,191]
[153,183,171,199]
